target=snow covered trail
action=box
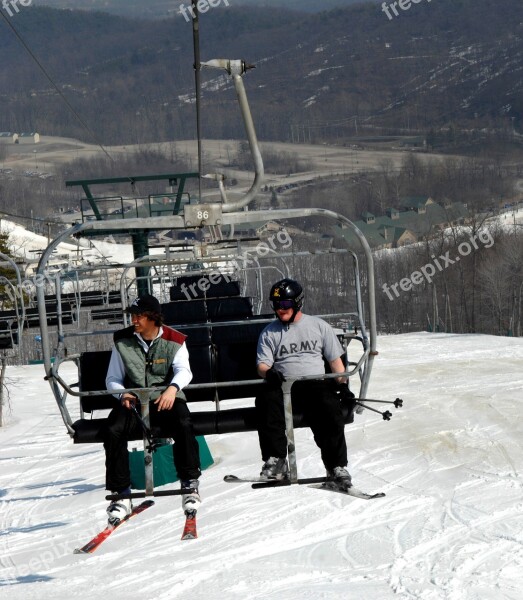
[0,333,522,600]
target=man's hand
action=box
[265,367,285,388]
[336,383,355,402]
[121,393,137,410]
[154,386,177,411]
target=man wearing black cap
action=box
[103,294,201,525]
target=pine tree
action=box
[0,231,18,309]
[0,231,16,427]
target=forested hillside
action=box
[1,0,523,146]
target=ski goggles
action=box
[272,299,295,310]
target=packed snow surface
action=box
[0,332,522,599]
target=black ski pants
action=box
[103,400,201,492]
[255,380,348,470]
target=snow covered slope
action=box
[2,218,134,270]
[0,332,522,599]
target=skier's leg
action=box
[255,386,287,461]
[153,401,201,481]
[300,381,348,470]
[103,404,141,492]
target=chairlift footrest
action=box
[251,476,328,489]
[105,488,196,501]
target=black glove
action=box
[336,383,355,402]
[265,367,285,388]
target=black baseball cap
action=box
[126,294,161,315]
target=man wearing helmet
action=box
[255,279,354,488]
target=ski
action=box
[74,500,155,554]
[224,473,385,499]
[181,510,197,540]
[309,481,386,500]
[225,474,326,487]
[224,474,287,484]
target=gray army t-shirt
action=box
[256,313,343,379]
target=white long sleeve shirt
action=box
[105,327,193,398]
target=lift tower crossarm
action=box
[65,173,199,220]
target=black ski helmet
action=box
[269,279,304,313]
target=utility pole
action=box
[433,284,439,332]
[0,354,6,427]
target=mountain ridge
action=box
[30,0,368,19]
[1,1,522,147]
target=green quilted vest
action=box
[114,326,187,401]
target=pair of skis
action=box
[74,473,384,554]
[223,474,386,500]
[74,502,197,554]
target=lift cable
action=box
[0,10,136,185]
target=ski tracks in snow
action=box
[1,335,523,599]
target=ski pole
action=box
[356,401,393,421]
[130,402,159,452]
[358,397,403,408]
